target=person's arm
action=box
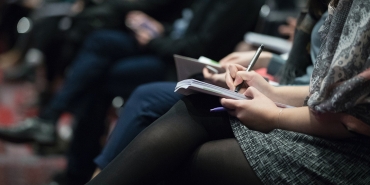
[220,87,356,139]
[218,51,273,69]
[270,86,309,107]
[225,64,308,106]
[277,107,354,138]
[110,0,176,16]
[146,0,264,60]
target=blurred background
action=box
[0,0,306,184]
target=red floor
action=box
[0,71,67,185]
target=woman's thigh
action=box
[184,138,263,185]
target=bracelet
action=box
[277,108,283,129]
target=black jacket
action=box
[74,0,193,37]
[147,0,266,61]
[109,0,194,24]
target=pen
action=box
[206,65,219,74]
[210,107,227,112]
[234,44,264,92]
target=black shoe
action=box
[0,117,56,145]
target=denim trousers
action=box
[41,29,166,183]
[94,82,184,170]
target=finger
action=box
[202,67,212,78]
[220,98,240,110]
[135,35,145,45]
[227,64,246,79]
[243,86,262,99]
[126,11,136,18]
[233,70,255,86]
[225,69,235,90]
[233,71,247,86]
[226,64,246,90]
[235,70,262,86]
[135,30,151,45]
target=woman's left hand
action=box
[221,86,280,133]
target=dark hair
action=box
[307,0,331,20]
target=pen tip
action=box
[260,44,264,49]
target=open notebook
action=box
[175,79,293,108]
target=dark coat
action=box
[147,0,266,61]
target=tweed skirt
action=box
[230,118,370,185]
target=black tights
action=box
[87,94,263,185]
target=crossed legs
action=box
[87,94,262,185]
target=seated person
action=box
[88,1,370,184]
[93,2,329,175]
[0,0,265,184]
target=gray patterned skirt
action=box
[230,118,370,185]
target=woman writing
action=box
[87,0,370,184]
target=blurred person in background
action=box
[0,0,265,184]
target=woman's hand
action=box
[202,67,228,88]
[221,87,280,133]
[219,51,272,69]
[225,64,274,98]
[125,11,164,45]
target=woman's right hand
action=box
[225,64,275,98]
[219,51,272,69]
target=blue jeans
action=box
[41,30,167,183]
[94,82,184,169]
[64,56,167,183]
[42,29,166,118]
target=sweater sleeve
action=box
[146,0,265,61]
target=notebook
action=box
[174,55,225,81]
[175,79,293,108]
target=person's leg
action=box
[105,55,167,97]
[63,55,166,182]
[94,82,183,170]
[87,94,261,184]
[60,55,167,183]
[173,139,263,185]
[0,29,141,144]
[63,90,112,185]
[40,29,140,121]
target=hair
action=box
[307,0,332,20]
